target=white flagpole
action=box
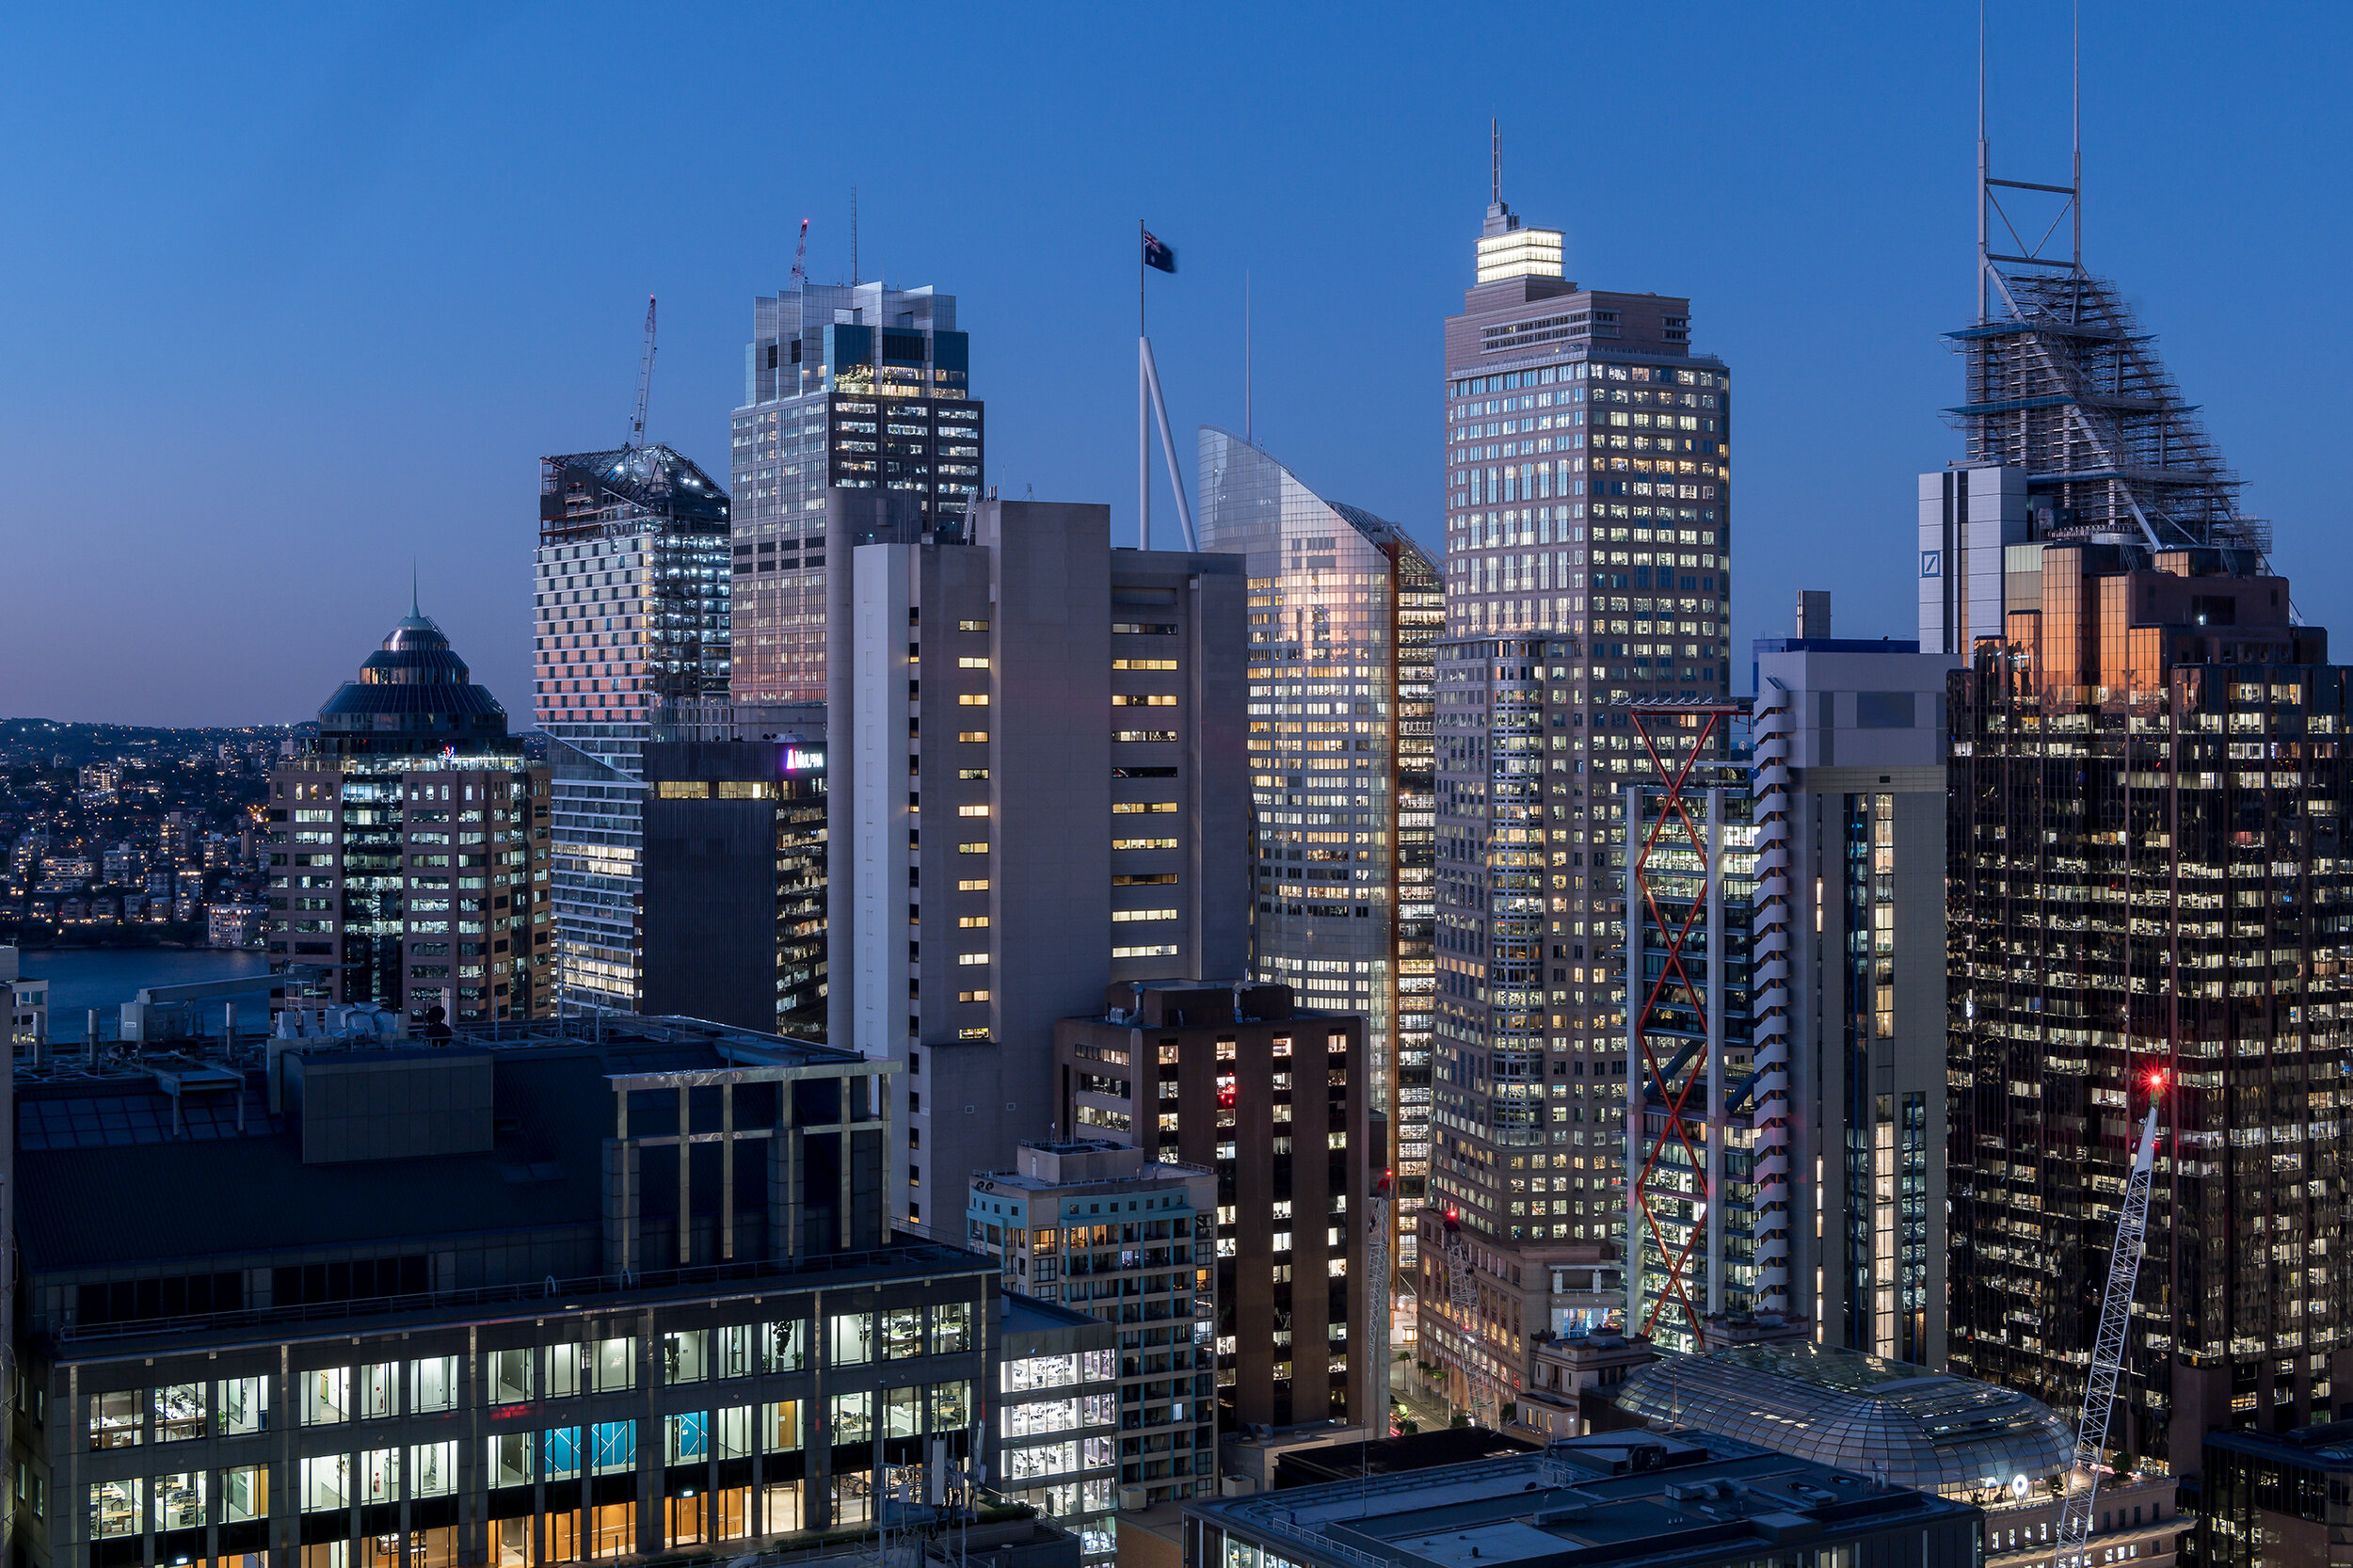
[1143,338,1196,552]
[1139,218,1150,551]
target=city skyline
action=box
[9,4,2353,727]
[12,8,2353,1558]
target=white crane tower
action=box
[2053,1069,2165,1568]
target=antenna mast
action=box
[628,296,657,450]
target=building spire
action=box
[411,560,420,617]
[1481,118,1521,238]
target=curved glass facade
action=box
[1196,427,1439,1285]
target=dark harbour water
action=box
[14,947,274,1042]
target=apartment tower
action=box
[535,444,732,1012]
[731,280,984,703]
[1195,427,1441,1288]
[825,494,1246,1236]
[1421,159,1731,1416]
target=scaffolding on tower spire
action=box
[1956,2,2266,558]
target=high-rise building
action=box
[1421,164,1734,1417]
[730,280,984,703]
[1443,184,1729,646]
[639,714,827,1037]
[1054,981,1377,1432]
[824,494,1246,1237]
[1750,612,1961,1367]
[993,1296,1121,1561]
[1935,141,2349,1466]
[535,445,732,1014]
[1948,541,2348,1463]
[1194,426,1441,1278]
[965,1137,1217,1522]
[267,610,552,1024]
[1618,725,1766,1357]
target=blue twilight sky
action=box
[5,3,2349,728]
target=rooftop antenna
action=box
[1976,0,1987,323]
[1491,116,1501,206]
[2073,0,2082,269]
[1244,271,1253,445]
[851,185,859,285]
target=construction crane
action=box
[2053,1069,2165,1568]
[1366,1170,1393,1433]
[1441,1208,1500,1427]
[627,296,657,450]
[790,216,809,292]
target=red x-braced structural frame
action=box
[1625,700,1744,1348]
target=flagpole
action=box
[1139,218,1150,552]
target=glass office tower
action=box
[1197,427,1441,1289]
[535,445,731,1013]
[730,280,983,703]
[1948,542,2353,1465]
[1935,187,2343,1467]
[1421,172,1731,1421]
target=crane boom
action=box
[1367,1171,1392,1434]
[2053,1084,2163,1568]
[629,296,657,449]
[790,217,809,292]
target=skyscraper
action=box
[824,493,1246,1236]
[268,608,552,1023]
[1939,148,2348,1463]
[1194,426,1441,1282]
[730,280,984,703]
[639,713,828,1038]
[1751,616,1960,1368]
[1420,162,1731,1416]
[535,444,732,1013]
[1948,541,2348,1463]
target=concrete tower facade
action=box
[824,494,1246,1236]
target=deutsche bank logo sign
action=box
[1920,550,1943,578]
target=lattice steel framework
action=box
[1956,19,2266,556]
[1624,699,1747,1349]
[2053,1088,2162,1568]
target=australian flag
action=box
[1144,231,1176,273]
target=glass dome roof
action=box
[1612,1341,2070,1498]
